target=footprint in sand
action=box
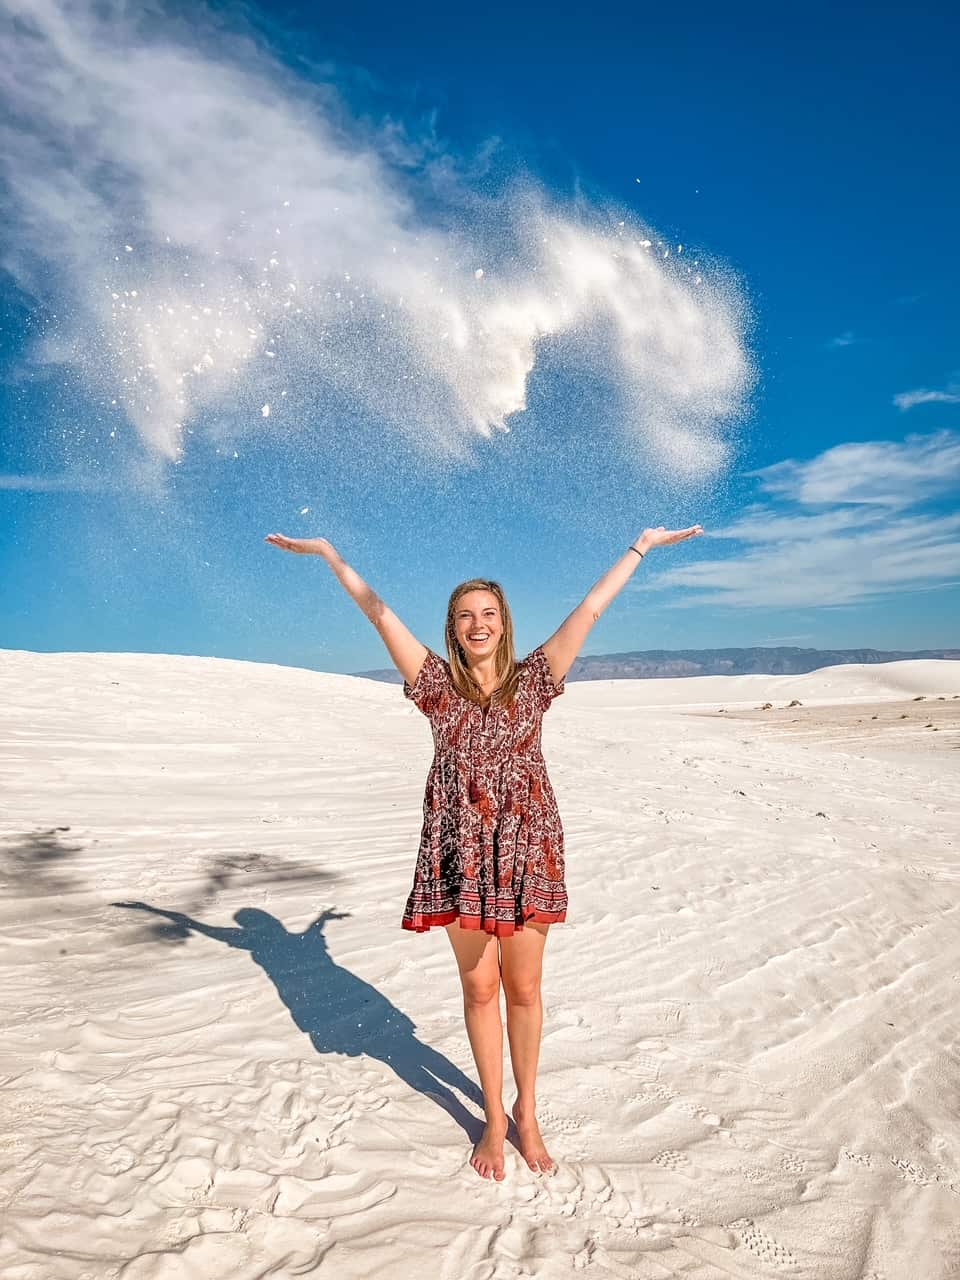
[779,1151,807,1174]
[727,1217,800,1269]
[890,1156,930,1186]
[627,1083,678,1108]
[676,1099,723,1126]
[536,1105,589,1138]
[583,1084,615,1104]
[629,1051,664,1077]
[840,1147,875,1169]
[651,1148,694,1175]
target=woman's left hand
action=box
[635,524,703,552]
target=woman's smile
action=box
[455,590,503,655]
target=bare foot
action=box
[511,1099,554,1173]
[471,1111,508,1180]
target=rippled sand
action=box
[1,651,958,1279]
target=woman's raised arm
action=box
[541,524,703,685]
[264,533,428,686]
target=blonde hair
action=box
[445,578,521,707]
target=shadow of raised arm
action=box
[111,900,249,947]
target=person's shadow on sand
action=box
[113,902,484,1140]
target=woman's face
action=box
[452,590,503,662]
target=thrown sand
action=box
[1,652,958,1279]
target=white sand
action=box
[1,651,958,1279]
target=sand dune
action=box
[574,657,956,707]
[1,650,958,1279]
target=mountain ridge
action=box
[352,645,960,684]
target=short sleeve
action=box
[525,644,566,712]
[403,650,450,718]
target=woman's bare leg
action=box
[446,920,508,1180]
[499,921,554,1172]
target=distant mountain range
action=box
[352,645,960,684]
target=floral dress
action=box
[401,644,567,936]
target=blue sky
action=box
[1,0,958,672]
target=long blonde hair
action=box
[445,578,522,707]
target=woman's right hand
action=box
[265,532,336,558]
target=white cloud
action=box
[0,0,751,475]
[654,511,960,608]
[746,430,960,507]
[894,387,960,411]
[646,431,960,609]
[826,330,857,348]
[709,504,865,541]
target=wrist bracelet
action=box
[628,545,645,557]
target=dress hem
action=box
[401,907,567,936]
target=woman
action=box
[265,523,702,1180]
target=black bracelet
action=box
[628,545,645,557]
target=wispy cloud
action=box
[894,386,960,411]
[826,330,858,349]
[646,430,960,609]
[0,473,111,492]
[745,430,960,507]
[0,0,751,476]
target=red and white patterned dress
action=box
[401,644,568,936]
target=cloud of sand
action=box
[0,0,752,476]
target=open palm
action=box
[265,533,333,556]
[641,524,703,548]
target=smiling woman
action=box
[265,519,701,1179]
